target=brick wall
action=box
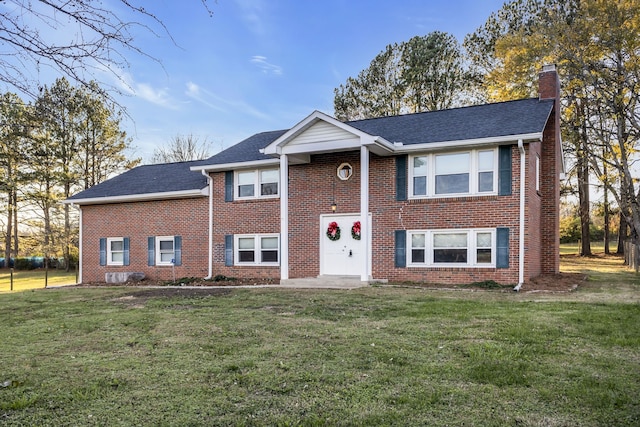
[210,171,281,279]
[81,197,209,283]
[525,141,543,279]
[368,150,521,285]
[288,152,362,278]
[207,140,556,285]
[538,67,561,274]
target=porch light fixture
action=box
[331,202,337,212]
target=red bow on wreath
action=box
[326,221,341,241]
[351,221,361,240]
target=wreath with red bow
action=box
[326,221,341,241]
[351,221,361,240]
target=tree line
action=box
[334,0,640,256]
[0,78,139,269]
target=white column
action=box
[280,154,289,280]
[360,146,370,282]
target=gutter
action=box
[514,139,526,291]
[62,187,209,206]
[201,170,214,280]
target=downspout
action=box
[514,139,526,291]
[201,170,213,280]
[77,204,82,284]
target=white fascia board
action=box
[280,138,361,155]
[62,187,209,206]
[366,136,396,155]
[190,158,280,173]
[393,132,543,153]
[263,110,376,155]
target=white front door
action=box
[321,214,364,276]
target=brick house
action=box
[65,65,562,288]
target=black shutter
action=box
[173,236,182,266]
[99,238,107,266]
[395,230,407,268]
[396,155,408,201]
[225,171,234,202]
[224,235,233,266]
[498,145,512,196]
[148,236,155,266]
[496,227,509,269]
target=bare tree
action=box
[151,134,213,164]
[0,1,213,101]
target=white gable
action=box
[287,120,358,146]
[263,110,395,157]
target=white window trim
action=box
[106,237,124,266]
[407,228,496,268]
[409,148,498,199]
[234,234,280,266]
[235,168,280,200]
[156,236,175,266]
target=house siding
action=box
[81,197,208,282]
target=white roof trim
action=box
[63,187,209,206]
[190,158,281,172]
[393,132,543,153]
[263,110,381,156]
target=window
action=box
[409,149,497,198]
[412,156,428,196]
[234,234,280,266]
[147,236,181,266]
[477,150,495,193]
[157,236,175,266]
[408,229,495,267]
[433,232,468,263]
[107,238,124,265]
[236,168,279,199]
[435,153,469,194]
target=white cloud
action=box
[108,69,178,110]
[235,0,268,36]
[185,81,269,120]
[250,55,283,76]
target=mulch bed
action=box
[71,272,586,294]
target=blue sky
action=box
[105,0,506,162]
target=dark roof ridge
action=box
[140,158,212,168]
[345,97,542,125]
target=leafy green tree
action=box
[0,92,29,263]
[334,32,472,120]
[26,78,139,268]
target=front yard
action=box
[0,254,638,425]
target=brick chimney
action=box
[539,64,560,100]
[538,64,561,275]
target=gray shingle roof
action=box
[67,159,210,201]
[67,98,553,203]
[349,98,553,145]
[203,130,287,165]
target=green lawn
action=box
[0,256,638,425]
[0,269,77,293]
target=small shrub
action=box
[212,274,237,282]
